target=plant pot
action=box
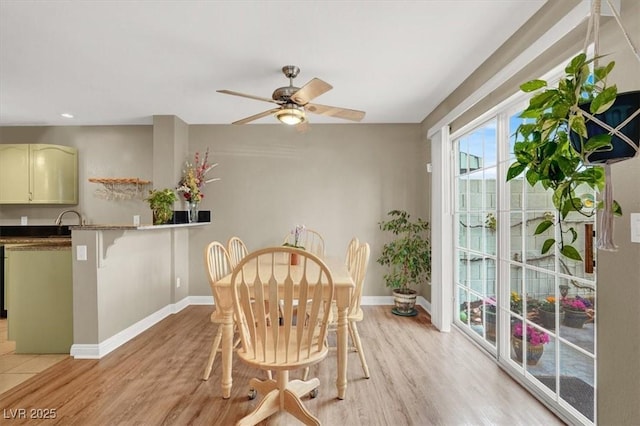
[482,307,496,340]
[512,337,544,366]
[563,309,589,328]
[537,308,564,330]
[152,208,173,225]
[290,252,299,265]
[392,289,418,317]
[570,91,640,164]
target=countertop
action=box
[70,222,211,231]
[0,237,71,250]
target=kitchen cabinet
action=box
[6,246,73,353]
[0,144,78,204]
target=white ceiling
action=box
[0,0,547,127]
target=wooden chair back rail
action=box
[349,242,370,314]
[227,236,249,270]
[233,249,333,365]
[345,237,359,273]
[202,241,234,381]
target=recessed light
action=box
[60,113,74,119]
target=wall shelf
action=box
[88,177,152,200]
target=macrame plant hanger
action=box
[581,0,640,251]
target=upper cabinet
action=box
[0,144,78,204]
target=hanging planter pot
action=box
[570,91,640,164]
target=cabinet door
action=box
[0,144,30,203]
[30,144,78,204]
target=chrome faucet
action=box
[55,209,85,226]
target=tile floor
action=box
[0,319,68,394]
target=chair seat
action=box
[237,330,329,371]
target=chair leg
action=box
[349,321,370,379]
[202,325,224,381]
[236,388,280,426]
[301,366,310,381]
[289,377,320,399]
[249,377,277,396]
[282,388,321,426]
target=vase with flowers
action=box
[537,296,565,330]
[283,224,305,265]
[562,297,591,328]
[512,322,550,366]
[176,148,219,222]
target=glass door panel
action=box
[453,107,597,425]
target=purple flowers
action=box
[513,322,550,345]
[292,225,305,248]
[562,297,589,312]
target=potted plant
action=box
[145,188,178,225]
[377,210,431,316]
[561,296,593,329]
[506,52,630,260]
[512,322,550,366]
[282,224,305,265]
[537,296,565,330]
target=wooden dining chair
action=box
[231,246,334,426]
[227,236,249,269]
[202,241,234,381]
[345,236,359,273]
[346,242,371,379]
[283,228,325,258]
[303,241,371,381]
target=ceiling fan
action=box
[217,65,365,127]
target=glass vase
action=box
[188,201,199,223]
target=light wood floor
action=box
[0,306,563,425]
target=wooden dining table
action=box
[213,254,355,400]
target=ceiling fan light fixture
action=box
[275,104,305,125]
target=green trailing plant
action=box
[377,210,431,294]
[506,53,622,261]
[146,188,178,225]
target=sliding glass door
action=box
[453,107,597,425]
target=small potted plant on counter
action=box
[145,188,178,225]
[377,210,431,317]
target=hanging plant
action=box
[506,0,640,259]
[507,53,625,261]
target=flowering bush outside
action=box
[562,296,591,312]
[539,296,560,312]
[176,148,219,203]
[483,296,497,313]
[513,322,550,345]
[510,292,522,313]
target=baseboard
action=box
[71,294,432,359]
[70,297,190,359]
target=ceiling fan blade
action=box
[217,90,280,105]
[290,78,333,105]
[232,108,280,125]
[305,103,365,122]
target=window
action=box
[452,103,597,425]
